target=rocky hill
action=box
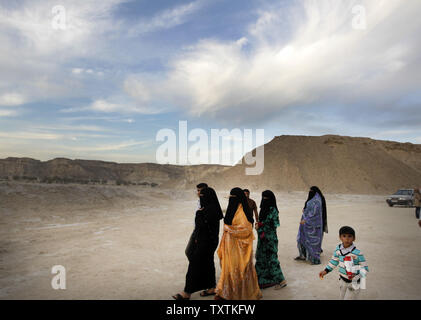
[206,135,421,194]
[1,135,420,194]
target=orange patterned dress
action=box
[215,204,262,300]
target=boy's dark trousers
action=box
[416,207,420,219]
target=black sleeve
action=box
[194,210,207,228]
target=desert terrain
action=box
[1,181,420,299]
[2,135,421,195]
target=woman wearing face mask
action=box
[214,187,262,300]
[173,187,223,300]
[255,190,287,289]
[295,186,328,265]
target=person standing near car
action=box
[414,187,421,220]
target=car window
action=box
[394,190,411,195]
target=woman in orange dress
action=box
[215,187,262,300]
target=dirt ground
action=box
[0,182,420,299]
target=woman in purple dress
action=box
[295,186,327,265]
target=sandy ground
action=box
[0,181,420,300]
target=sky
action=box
[0,0,420,164]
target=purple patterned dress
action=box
[296,193,323,264]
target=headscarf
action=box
[259,190,278,221]
[304,186,328,233]
[199,187,223,220]
[224,187,254,225]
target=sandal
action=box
[200,289,216,297]
[172,293,190,300]
[259,283,277,289]
[294,256,305,261]
[274,281,287,290]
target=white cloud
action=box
[0,0,125,56]
[60,98,165,115]
[0,110,20,117]
[0,137,155,162]
[0,129,113,141]
[130,0,421,123]
[124,76,152,102]
[58,115,136,123]
[30,124,110,132]
[0,93,26,106]
[71,140,151,152]
[0,0,201,116]
[91,98,166,115]
[0,131,62,140]
[0,0,127,106]
[128,0,204,36]
[71,68,84,74]
[90,99,121,113]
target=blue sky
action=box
[0,0,420,164]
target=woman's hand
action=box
[255,223,259,230]
[300,219,306,225]
[319,270,327,279]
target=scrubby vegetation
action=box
[4,175,158,187]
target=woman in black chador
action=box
[172,187,223,300]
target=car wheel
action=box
[388,202,393,207]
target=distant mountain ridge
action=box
[1,135,421,194]
[0,157,229,188]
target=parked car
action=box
[386,189,414,207]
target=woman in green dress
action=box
[255,190,287,289]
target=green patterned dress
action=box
[255,206,285,287]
